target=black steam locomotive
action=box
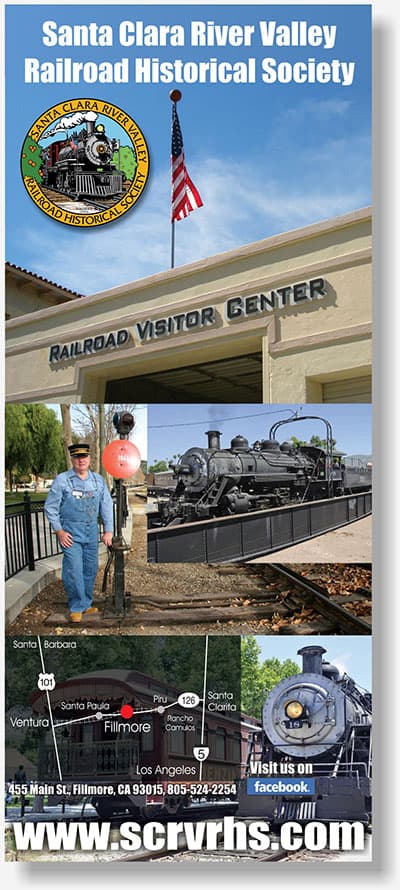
[238,645,372,824]
[151,416,372,526]
[42,117,124,200]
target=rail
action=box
[270,564,371,634]
[5,494,62,580]
[5,492,105,581]
[38,740,138,780]
[148,490,372,564]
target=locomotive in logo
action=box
[21,98,150,227]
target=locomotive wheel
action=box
[56,173,64,190]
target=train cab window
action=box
[141,715,154,752]
[232,732,241,762]
[82,724,94,744]
[168,728,185,755]
[215,728,226,759]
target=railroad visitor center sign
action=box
[4,2,375,872]
[48,277,328,363]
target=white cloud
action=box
[278,98,352,124]
[14,143,370,295]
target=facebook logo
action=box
[247,777,315,795]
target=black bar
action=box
[23,493,35,571]
[5,497,63,580]
[148,491,372,564]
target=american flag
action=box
[171,104,203,222]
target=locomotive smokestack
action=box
[206,430,221,450]
[298,646,327,675]
[85,111,98,136]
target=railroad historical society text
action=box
[25,19,357,85]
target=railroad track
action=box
[148,491,372,564]
[260,564,371,634]
[110,564,371,635]
[119,819,343,863]
[42,186,119,211]
[119,820,290,863]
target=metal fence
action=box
[5,493,62,581]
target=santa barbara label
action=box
[21,98,150,227]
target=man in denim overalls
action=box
[45,444,114,623]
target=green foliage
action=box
[5,405,32,488]
[241,637,299,719]
[148,460,170,473]
[290,435,337,449]
[260,657,300,693]
[24,404,65,477]
[160,637,240,703]
[5,637,241,767]
[5,637,240,709]
[21,136,43,183]
[240,636,264,717]
[112,145,137,181]
[5,404,65,487]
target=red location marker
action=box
[102,440,141,479]
[120,704,134,719]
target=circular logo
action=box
[21,98,150,227]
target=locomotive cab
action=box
[41,118,124,200]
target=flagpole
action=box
[170,89,182,270]
[171,218,175,269]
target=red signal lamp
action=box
[102,440,141,479]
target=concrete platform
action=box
[5,556,63,627]
[5,501,137,626]
[250,515,372,563]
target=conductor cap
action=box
[68,443,90,458]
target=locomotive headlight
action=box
[285,700,304,719]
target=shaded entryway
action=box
[105,352,263,402]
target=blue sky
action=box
[147,402,371,464]
[254,635,371,690]
[6,2,371,294]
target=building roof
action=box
[5,262,84,301]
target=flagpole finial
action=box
[169,89,182,103]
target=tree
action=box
[24,404,65,481]
[61,405,73,469]
[70,404,137,475]
[112,145,137,181]
[309,434,337,449]
[240,637,299,719]
[5,405,32,489]
[148,460,169,473]
[241,637,264,718]
[21,136,43,183]
[290,434,337,449]
[260,657,299,696]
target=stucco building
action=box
[5,207,371,404]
